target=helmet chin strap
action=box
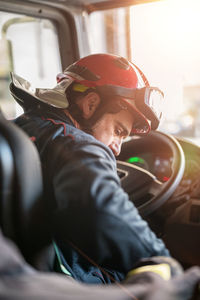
[65,96,123,136]
[82,98,126,136]
[64,101,95,135]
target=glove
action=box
[125,256,183,281]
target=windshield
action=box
[89,0,200,144]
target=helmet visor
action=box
[96,85,164,134]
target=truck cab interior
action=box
[0,0,199,278]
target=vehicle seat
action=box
[0,110,53,269]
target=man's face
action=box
[91,109,134,156]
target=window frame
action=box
[0,0,80,69]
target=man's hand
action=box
[125,260,200,300]
[126,256,183,280]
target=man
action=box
[11,53,171,284]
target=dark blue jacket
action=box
[15,107,170,284]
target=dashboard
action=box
[125,152,173,183]
[118,133,200,201]
[117,131,200,267]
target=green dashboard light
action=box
[127,156,145,164]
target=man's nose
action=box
[109,140,122,156]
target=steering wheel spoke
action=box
[149,179,163,197]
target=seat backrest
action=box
[0,110,52,265]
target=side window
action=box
[89,7,130,58]
[0,11,62,119]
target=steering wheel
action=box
[117,131,185,217]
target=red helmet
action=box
[10,53,163,135]
[61,53,139,89]
[56,54,164,135]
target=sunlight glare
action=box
[131,0,200,123]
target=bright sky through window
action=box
[131,0,200,125]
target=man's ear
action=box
[80,92,101,119]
